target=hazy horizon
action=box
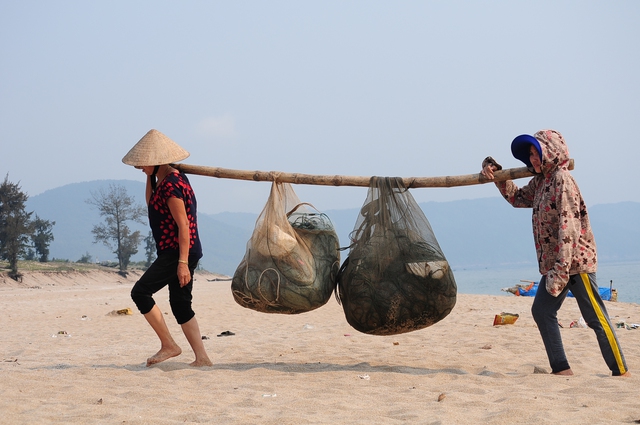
[3,2,639,214]
[29,177,640,217]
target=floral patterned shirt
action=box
[148,172,202,259]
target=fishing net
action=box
[232,182,340,314]
[335,177,457,335]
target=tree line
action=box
[0,175,55,279]
[1,175,152,280]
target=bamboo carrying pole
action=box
[173,159,574,188]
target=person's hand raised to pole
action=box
[481,156,502,180]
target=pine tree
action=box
[31,214,55,262]
[0,175,33,279]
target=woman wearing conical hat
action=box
[123,129,212,367]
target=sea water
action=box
[452,260,640,304]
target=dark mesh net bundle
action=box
[232,182,340,314]
[335,177,457,335]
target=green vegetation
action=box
[0,259,207,275]
[86,184,146,275]
[0,175,55,279]
[1,260,107,273]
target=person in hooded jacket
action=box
[481,129,629,377]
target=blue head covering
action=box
[511,134,542,167]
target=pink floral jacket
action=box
[496,129,597,296]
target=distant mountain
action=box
[26,180,148,264]
[588,201,640,262]
[26,180,640,275]
[25,180,253,274]
[324,198,535,267]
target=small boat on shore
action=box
[502,280,617,301]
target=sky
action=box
[1,1,639,215]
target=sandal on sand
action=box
[217,331,235,337]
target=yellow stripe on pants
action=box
[580,273,626,374]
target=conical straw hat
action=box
[122,129,190,166]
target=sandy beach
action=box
[1,269,638,425]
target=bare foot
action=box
[189,357,213,367]
[146,345,182,367]
[619,371,631,377]
[552,369,574,376]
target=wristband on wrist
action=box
[178,259,188,264]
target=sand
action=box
[1,269,639,425]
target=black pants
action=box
[131,252,199,325]
[531,273,627,375]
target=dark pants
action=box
[131,252,199,325]
[531,273,627,375]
